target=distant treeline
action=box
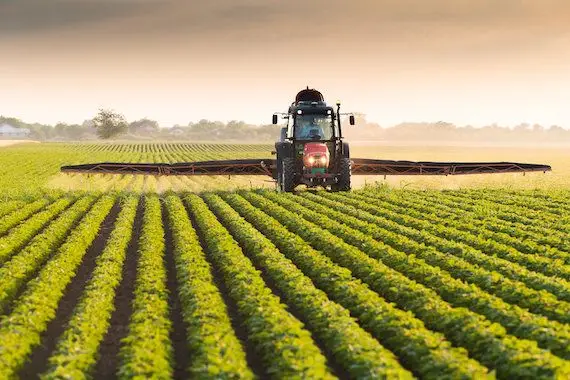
[344,120,570,144]
[0,116,278,141]
[2,115,570,144]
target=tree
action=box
[0,116,26,129]
[129,118,159,134]
[93,109,128,139]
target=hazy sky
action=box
[1,0,569,127]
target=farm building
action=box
[0,123,30,137]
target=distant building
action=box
[0,123,30,138]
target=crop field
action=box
[0,142,569,379]
[0,143,273,194]
[1,142,569,195]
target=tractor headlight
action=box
[308,156,316,165]
[319,156,327,165]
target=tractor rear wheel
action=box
[332,157,351,191]
[279,158,296,192]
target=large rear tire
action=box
[332,157,351,191]
[279,158,296,192]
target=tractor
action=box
[272,88,355,192]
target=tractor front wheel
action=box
[332,157,351,191]
[279,158,296,192]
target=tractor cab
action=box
[293,112,334,141]
[272,87,355,192]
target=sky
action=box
[1,0,569,128]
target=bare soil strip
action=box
[18,200,121,379]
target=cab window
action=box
[294,114,334,140]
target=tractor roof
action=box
[289,88,332,114]
[295,88,324,104]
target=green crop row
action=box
[345,191,570,302]
[400,190,570,261]
[64,142,269,155]
[42,195,139,379]
[242,191,570,379]
[0,200,25,218]
[379,190,570,265]
[0,196,74,265]
[365,188,570,238]
[429,194,570,260]
[0,195,116,379]
[310,191,570,321]
[220,192,490,379]
[451,189,570,224]
[263,191,570,360]
[509,189,570,206]
[205,193,417,379]
[0,142,273,194]
[118,194,172,379]
[0,198,52,236]
[163,194,253,379]
[184,193,336,379]
[0,195,98,312]
[357,190,570,281]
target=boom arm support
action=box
[61,159,275,176]
[61,158,551,177]
[350,159,551,175]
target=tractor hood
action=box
[303,143,330,168]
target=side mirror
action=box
[272,114,278,124]
[349,115,355,125]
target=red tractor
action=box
[272,88,355,192]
